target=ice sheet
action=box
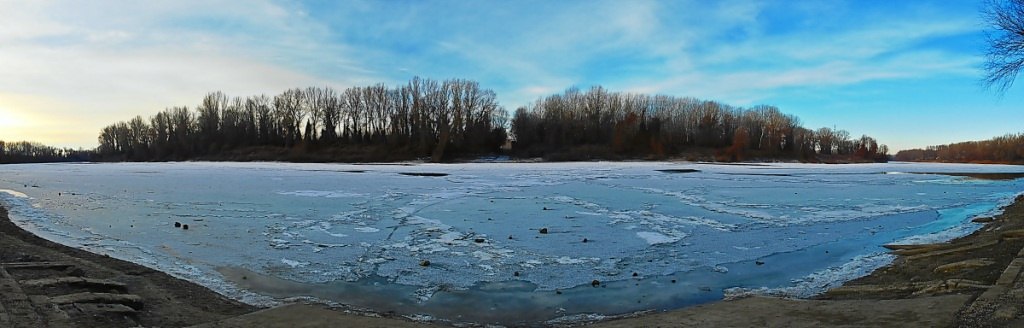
[0,161,1022,323]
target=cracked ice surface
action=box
[1,161,1023,319]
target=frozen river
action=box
[1,161,1023,324]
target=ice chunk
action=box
[553,256,595,265]
[277,190,362,198]
[281,258,309,268]
[0,189,29,198]
[636,231,680,245]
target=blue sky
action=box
[1,0,1022,152]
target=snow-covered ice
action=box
[1,161,1023,324]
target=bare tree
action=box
[247,95,273,143]
[320,87,341,142]
[303,87,326,142]
[273,89,304,145]
[982,0,1024,93]
[342,86,364,141]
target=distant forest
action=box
[0,140,91,164]
[894,133,1024,164]
[89,78,889,163]
[510,86,889,162]
[96,77,508,162]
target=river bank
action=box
[0,206,253,327]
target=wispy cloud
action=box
[0,0,358,146]
[617,4,980,103]
[0,0,1006,150]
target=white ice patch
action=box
[413,286,441,303]
[436,232,466,244]
[553,256,596,265]
[354,227,380,233]
[640,211,736,231]
[281,258,309,268]
[634,187,705,203]
[609,214,632,221]
[636,231,679,245]
[472,251,496,261]
[722,253,896,300]
[0,189,29,198]
[269,239,292,250]
[278,190,362,198]
[407,216,446,227]
[893,225,979,246]
[409,244,449,254]
[857,204,930,215]
[550,195,605,212]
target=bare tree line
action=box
[96,80,887,163]
[0,140,91,164]
[511,86,888,162]
[895,133,1024,163]
[97,77,509,162]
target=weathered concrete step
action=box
[1,262,74,270]
[0,268,43,327]
[905,240,1001,261]
[29,295,72,328]
[827,282,935,294]
[0,301,12,326]
[49,292,143,310]
[968,244,1024,309]
[883,242,952,250]
[996,258,1024,287]
[827,279,989,295]
[934,258,995,273]
[19,277,127,291]
[976,285,1007,303]
[74,302,137,315]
